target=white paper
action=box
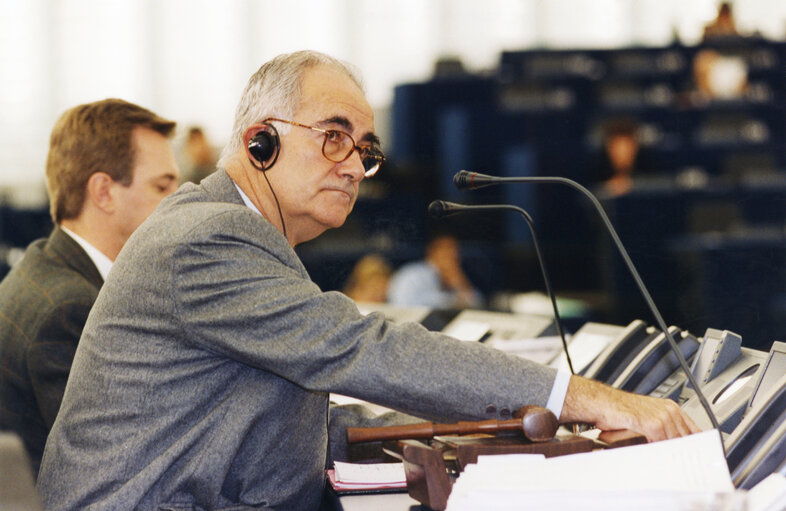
[475,453,545,467]
[447,430,735,511]
[489,335,564,364]
[550,331,611,372]
[747,473,786,511]
[447,488,740,511]
[333,461,406,484]
[442,319,490,342]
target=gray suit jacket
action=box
[0,227,102,475]
[37,170,557,510]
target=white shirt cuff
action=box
[544,369,571,420]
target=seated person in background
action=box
[387,232,482,309]
[703,2,739,40]
[590,118,651,197]
[342,253,392,303]
[38,50,698,511]
[0,99,179,475]
[180,126,218,184]
[691,48,748,104]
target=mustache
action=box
[325,184,356,200]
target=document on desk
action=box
[441,319,489,342]
[327,462,407,494]
[550,331,611,373]
[747,473,786,511]
[488,335,564,365]
[333,461,406,485]
[446,430,738,511]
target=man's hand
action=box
[559,375,702,442]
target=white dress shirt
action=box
[60,226,112,281]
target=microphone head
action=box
[428,200,449,218]
[453,170,474,190]
[454,170,498,190]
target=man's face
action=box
[606,134,638,174]
[428,236,461,275]
[265,65,375,244]
[113,126,180,241]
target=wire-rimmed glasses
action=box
[266,118,385,177]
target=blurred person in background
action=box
[590,118,653,197]
[388,232,482,309]
[180,126,217,183]
[703,2,740,40]
[691,49,748,102]
[343,253,393,303]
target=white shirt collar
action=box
[233,181,263,216]
[59,226,113,281]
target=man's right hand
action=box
[558,375,701,442]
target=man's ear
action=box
[85,172,116,214]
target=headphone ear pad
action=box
[247,126,280,170]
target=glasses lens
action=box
[321,129,384,177]
[362,152,384,177]
[322,131,353,162]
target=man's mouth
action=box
[325,187,354,201]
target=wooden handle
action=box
[346,421,437,443]
[346,406,558,444]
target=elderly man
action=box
[37,52,698,510]
[0,99,179,475]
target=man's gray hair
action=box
[217,50,364,168]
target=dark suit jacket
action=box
[0,227,102,474]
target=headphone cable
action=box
[248,157,288,240]
[260,169,287,240]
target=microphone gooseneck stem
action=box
[428,201,574,375]
[456,171,722,435]
[488,204,573,374]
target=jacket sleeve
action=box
[170,210,558,423]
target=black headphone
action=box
[247,123,280,171]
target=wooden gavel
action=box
[346,405,558,444]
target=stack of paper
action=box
[446,430,740,511]
[747,474,786,511]
[327,461,407,494]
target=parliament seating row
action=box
[393,39,786,185]
[380,39,786,348]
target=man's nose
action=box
[338,150,366,181]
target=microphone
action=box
[426,200,456,218]
[453,170,722,433]
[428,200,575,375]
[454,170,498,191]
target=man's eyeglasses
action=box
[266,118,385,177]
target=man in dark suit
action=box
[0,98,180,474]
